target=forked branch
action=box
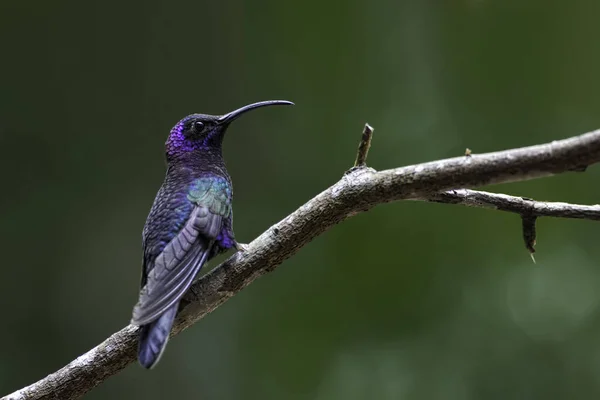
[4,127,600,400]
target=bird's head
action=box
[165,100,293,160]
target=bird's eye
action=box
[194,121,205,131]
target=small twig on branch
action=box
[354,123,374,167]
[521,215,538,263]
[4,127,600,400]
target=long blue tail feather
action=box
[137,304,178,369]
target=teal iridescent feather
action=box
[187,176,232,217]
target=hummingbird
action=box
[131,100,293,369]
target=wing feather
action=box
[132,240,208,325]
[132,202,224,326]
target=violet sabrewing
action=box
[130,100,293,369]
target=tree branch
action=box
[415,188,600,260]
[4,128,600,400]
[419,189,600,220]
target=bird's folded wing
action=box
[132,205,222,326]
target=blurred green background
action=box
[2,1,600,399]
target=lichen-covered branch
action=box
[4,128,600,400]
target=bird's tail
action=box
[137,303,178,369]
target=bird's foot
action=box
[235,242,250,253]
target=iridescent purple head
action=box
[166,100,293,160]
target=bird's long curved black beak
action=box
[217,100,294,125]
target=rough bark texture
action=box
[4,128,600,400]
[422,189,600,220]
